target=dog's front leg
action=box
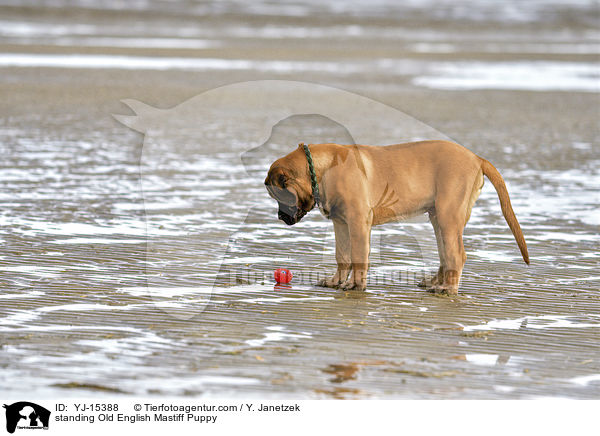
[339,215,371,291]
[318,219,351,288]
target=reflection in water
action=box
[323,363,360,383]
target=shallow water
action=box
[0,0,599,399]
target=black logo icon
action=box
[3,402,50,434]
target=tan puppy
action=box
[265,141,529,295]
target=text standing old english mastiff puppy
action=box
[264,141,529,295]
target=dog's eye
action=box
[278,174,286,188]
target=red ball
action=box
[274,268,293,284]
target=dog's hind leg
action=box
[318,219,351,288]
[431,203,467,295]
[426,170,481,292]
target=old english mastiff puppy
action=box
[264,141,529,295]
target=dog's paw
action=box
[317,277,339,288]
[419,272,444,289]
[338,279,353,290]
[428,285,458,296]
[339,280,366,291]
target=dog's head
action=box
[264,150,314,226]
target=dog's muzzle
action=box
[278,203,307,226]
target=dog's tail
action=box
[481,159,529,265]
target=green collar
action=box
[301,143,320,208]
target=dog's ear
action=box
[278,173,287,188]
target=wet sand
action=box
[0,1,599,399]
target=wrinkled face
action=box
[264,166,308,225]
